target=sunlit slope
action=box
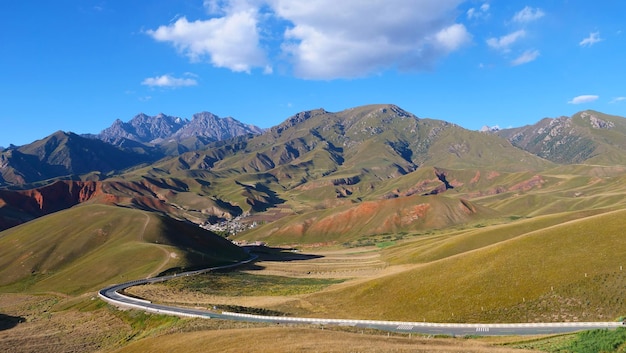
[0,204,247,294]
[473,166,626,216]
[383,209,610,265]
[301,209,626,323]
[110,327,529,353]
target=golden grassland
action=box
[292,209,626,323]
[0,291,546,353]
[110,326,537,353]
[133,209,626,325]
[2,183,626,352]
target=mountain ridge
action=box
[0,131,153,186]
[495,110,626,165]
[3,104,626,240]
[97,111,264,147]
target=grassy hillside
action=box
[496,110,626,165]
[295,208,626,323]
[382,209,610,265]
[0,204,247,294]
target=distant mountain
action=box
[0,131,153,186]
[495,110,626,164]
[99,113,188,145]
[97,111,264,153]
[172,111,264,141]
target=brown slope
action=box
[0,180,116,231]
[239,194,495,245]
[0,177,245,232]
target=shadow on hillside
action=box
[237,246,323,272]
[245,246,323,262]
[0,314,25,331]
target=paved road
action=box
[98,259,624,336]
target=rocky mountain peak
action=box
[480,125,500,132]
[172,112,264,141]
[97,111,262,146]
[579,111,615,129]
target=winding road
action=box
[98,257,624,336]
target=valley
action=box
[1,104,626,352]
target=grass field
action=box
[292,208,626,323]
[109,326,537,353]
[0,204,247,294]
[131,208,626,326]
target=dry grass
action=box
[127,209,626,324]
[110,326,539,353]
[0,293,131,353]
[382,208,608,265]
[296,209,626,323]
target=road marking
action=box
[476,326,490,332]
[396,324,414,330]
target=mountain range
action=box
[2,104,626,236]
[95,111,264,156]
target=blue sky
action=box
[1,0,625,147]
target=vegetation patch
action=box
[343,233,407,248]
[215,304,286,316]
[504,334,575,352]
[376,241,397,248]
[565,328,626,353]
[509,328,626,353]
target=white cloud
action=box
[610,97,626,104]
[146,1,267,73]
[579,31,602,47]
[486,30,526,52]
[148,0,468,79]
[274,0,469,79]
[467,3,490,20]
[512,6,545,23]
[568,95,599,104]
[511,49,539,65]
[141,74,198,88]
[435,24,472,52]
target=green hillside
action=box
[0,204,248,294]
